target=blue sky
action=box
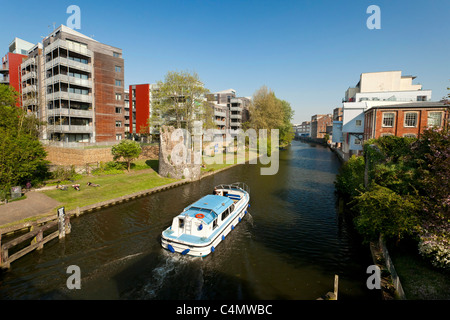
[1,0,449,123]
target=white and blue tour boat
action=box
[161,182,250,257]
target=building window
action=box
[115,66,122,72]
[354,138,362,145]
[417,96,427,102]
[115,121,122,127]
[113,52,120,58]
[116,134,122,141]
[381,133,394,137]
[355,120,362,127]
[403,134,417,138]
[115,80,122,86]
[404,112,418,127]
[115,107,122,114]
[427,112,442,127]
[382,113,395,127]
[115,93,122,101]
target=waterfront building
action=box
[14,25,126,143]
[124,89,130,134]
[334,71,432,159]
[295,121,311,137]
[363,101,448,141]
[1,38,35,105]
[310,114,332,139]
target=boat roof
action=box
[181,195,234,224]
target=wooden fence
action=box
[0,207,71,270]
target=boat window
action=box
[230,204,235,212]
[178,218,184,228]
[221,209,229,221]
[213,218,218,230]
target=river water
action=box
[0,141,378,300]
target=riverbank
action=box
[0,155,249,231]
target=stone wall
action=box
[45,145,159,166]
[158,126,201,181]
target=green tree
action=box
[0,84,48,197]
[278,99,295,147]
[111,140,142,172]
[248,86,284,132]
[150,70,211,133]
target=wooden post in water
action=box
[58,207,66,239]
[334,274,339,300]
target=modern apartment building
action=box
[207,89,251,135]
[1,38,35,105]
[364,101,448,141]
[124,89,130,134]
[18,25,125,143]
[294,121,311,138]
[334,70,432,159]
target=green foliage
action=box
[354,184,421,242]
[334,155,365,199]
[0,84,49,197]
[150,70,211,132]
[111,140,142,172]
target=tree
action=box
[278,99,295,147]
[150,70,211,133]
[0,84,48,197]
[111,140,142,172]
[248,86,284,132]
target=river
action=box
[0,141,378,300]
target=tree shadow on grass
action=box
[145,160,159,173]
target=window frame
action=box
[382,112,395,128]
[404,112,418,128]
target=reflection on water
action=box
[0,141,378,300]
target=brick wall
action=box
[45,145,159,166]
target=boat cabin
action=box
[170,194,236,238]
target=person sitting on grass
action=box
[72,184,80,191]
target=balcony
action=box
[230,122,242,128]
[46,56,92,73]
[230,113,242,120]
[44,39,93,57]
[22,85,37,95]
[214,110,226,118]
[47,124,93,134]
[215,119,226,126]
[230,105,243,112]
[45,74,92,88]
[22,71,37,82]
[0,76,10,84]
[47,108,93,118]
[21,57,36,69]
[46,91,93,103]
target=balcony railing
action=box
[45,74,92,88]
[47,124,93,133]
[22,71,37,82]
[22,85,37,95]
[45,57,92,73]
[230,113,242,120]
[46,91,93,103]
[215,119,226,126]
[44,39,93,57]
[214,110,226,118]
[21,57,36,69]
[230,105,243,112]
[47,108,93,118]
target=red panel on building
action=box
[130,84,151,134]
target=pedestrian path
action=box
[0,191,61,228]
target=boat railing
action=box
[215,182,250,195]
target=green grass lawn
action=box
[43,164,177,212]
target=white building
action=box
[334,71,432,159]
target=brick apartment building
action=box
[364,101,448,141]
[18,25,125,143]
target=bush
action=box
[354,184,421,243]
[418,230,450,270]
[334,155,365,199]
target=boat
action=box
[161,182,250,257]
